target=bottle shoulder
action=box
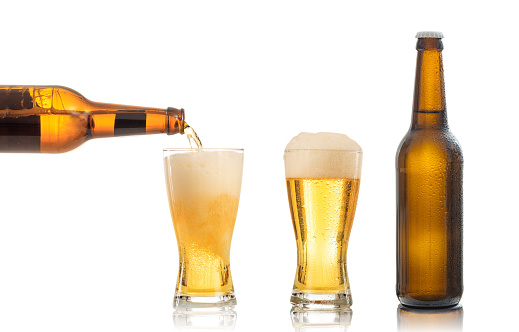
[400,128,462,148]
[396,128,463,165]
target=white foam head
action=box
[284,132,362,179]
[164,150,244,199]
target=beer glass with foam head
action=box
[284,133,362,309]
[163,148,244,309]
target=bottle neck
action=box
[88,102,185,138]
[411,38,448,130]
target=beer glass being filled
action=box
[284,132,362,309]
[164,148,244,309]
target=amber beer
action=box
[164,149,243,309]
[285,132,362,308]
[0,85,186,152]
[396,32,463,307]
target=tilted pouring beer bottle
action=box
[396,32,463,307]
[0,85,185,153]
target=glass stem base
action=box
[173,293,237,310]
[291,291,352,309]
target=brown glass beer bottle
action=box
[0,85,185,153]
[396,32,463,307]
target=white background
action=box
[1,1,517,331]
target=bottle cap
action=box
[415,31,444,39]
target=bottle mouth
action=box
[167,107,185,135]
[416,38,443,51]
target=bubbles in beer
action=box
[284,132,362,179]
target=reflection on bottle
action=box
[397,304,463,331]
[172,308,237,331]
[291,307,352,332]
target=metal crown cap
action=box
[415,31,444,38]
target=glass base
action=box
[291,306,353,330]
[173,293,237,310]
[291,291,352,309]
[173,307,237,329]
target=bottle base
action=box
[173,293,237,310]
[398,295,461,309]
[291,291,352,309]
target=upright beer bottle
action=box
[0,85,186,153]
[396,32,463,308]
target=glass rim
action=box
[284,148,362,153]
[163,148,244,152]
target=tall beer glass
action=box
[284,133,362,309]
[163,148,244,309]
